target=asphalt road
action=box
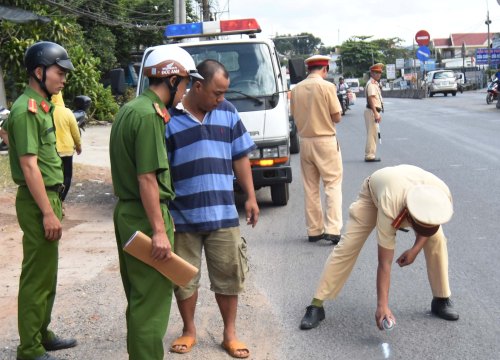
[239,90,500,360]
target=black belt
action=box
[45,184,65,194]
[160,199,170,206]
[366,105,383,112]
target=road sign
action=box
[415,30,430,46]
[416,46,431,62]
[386,64,396,80]
[396,58,405,69]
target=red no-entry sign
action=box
[415,30,430,46]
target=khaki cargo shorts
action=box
[174,227,249,300]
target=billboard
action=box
[475,48,500,65]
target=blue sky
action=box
[208,0,500,46]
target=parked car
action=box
[426,70,458,97]
[344,78,360,93]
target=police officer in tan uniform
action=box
[300,165,459,330]
[364,63,384,162]
[290,55,343,245]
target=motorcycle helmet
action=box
[25,41,74,73]
[24,41,74,98]
[143,44,202,108]
[143,44,202,80]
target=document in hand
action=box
[123,231,198,287]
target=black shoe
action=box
[364,158,381,162]
[431,297,459,321]
[42,336,77,351]
[300,305,325,330]
[324,234,341,245]
[308,233,325,242]
[18,353,62,360]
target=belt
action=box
[45,184,65,194]
[366,105,383,112]
[160,199,170,206]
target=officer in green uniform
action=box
[109,44,203,360]
[5,42,77,360]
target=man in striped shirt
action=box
[166,59,259,358]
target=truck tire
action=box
[290,132,300,154]
[271,183,289,206]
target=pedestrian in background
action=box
[167,59,258,359]
[5,41,77,360]
[109,45,203,360]
[300,165,459,331]
[364,63,384,162]
[52,92,81,207]
[290,55,343,245]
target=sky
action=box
[210,0,500,47]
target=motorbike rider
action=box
[337,77,350,109]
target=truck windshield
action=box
[183,43,277,98]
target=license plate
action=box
[441,81,448,86]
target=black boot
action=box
[431,297,459,321]
[42,336,77,351]
[300,305,325,330]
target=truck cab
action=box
[136,19,292,206]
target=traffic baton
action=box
[376,123,381,144]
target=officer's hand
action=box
[43,212,62,241]
[375,306,396,330]
[151,231,172,261]
[245,198,259,228]
[375,115,382,123]
[396,249,417,267]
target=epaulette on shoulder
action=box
[27,98,38,114]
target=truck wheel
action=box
[271,183,289,206]
[452,92,457,96]
[290,133,300,154]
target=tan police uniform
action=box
[290,55,343,238]
[364,64,384,161]
[314,164,453,300]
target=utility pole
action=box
[486,10,492,69]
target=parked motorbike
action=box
[486,78,499,105]
[0,95,91,152]
[73,95,92,132]
[0,106,9,151]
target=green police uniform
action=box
[110,89,175,360]
[6,87,63,360]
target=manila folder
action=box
[123,231,198,287]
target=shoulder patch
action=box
[28,98,37,114]
[40,100,50,113]
[153,102,170,124]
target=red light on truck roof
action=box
[220,18,261,34]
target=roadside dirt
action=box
[0,125,279,360]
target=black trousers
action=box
[61,156,73,202]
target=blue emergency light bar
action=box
[165,18,261,39]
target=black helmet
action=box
[339,77,344,81]
[24,41,74,73]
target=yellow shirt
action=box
[290,73,341,137]
[368,164,452,249]
[52,93,81,157]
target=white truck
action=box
[137,18,293,205]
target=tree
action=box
[274,32,322,56]
[336,36,411,78]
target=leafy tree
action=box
[274,33,322,56]
[0,1,117,121]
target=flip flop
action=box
[221,340,250,359]
[170,335,197,354]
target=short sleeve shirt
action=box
[6,87,63,186]
[110,89,174,201]
[366,78,383,108]
[290,73,342,137]
[368,164,452,249]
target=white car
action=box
[426,70,458,97]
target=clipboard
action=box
[123,231,198,287]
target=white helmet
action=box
[143,44,203,80]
